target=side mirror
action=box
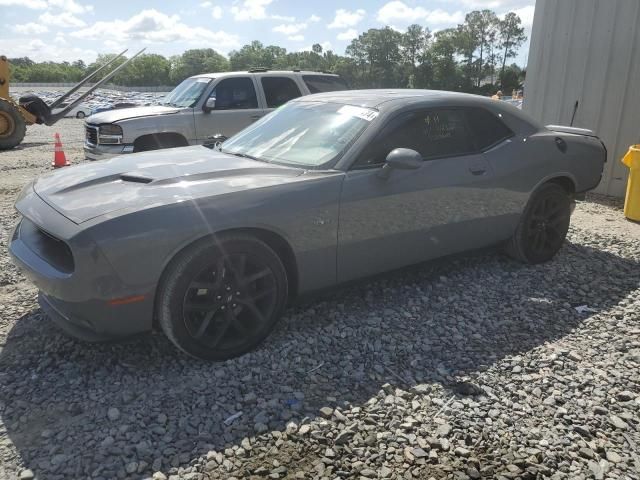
[204,97,216,112]
[378,148,422,179]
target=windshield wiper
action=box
[222,150,265,162]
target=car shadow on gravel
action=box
[1,240,638,479]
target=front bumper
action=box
[8,191,155,340]
[39,293,115,342]
[84,143,133,161]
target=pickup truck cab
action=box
[84,69,348,160]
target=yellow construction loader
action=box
[0,49,144,150]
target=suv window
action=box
[261,77,302,108]
[466,107,514,150]
[210,77,258,110]
[303,75,348,93]
[354,108,476,168]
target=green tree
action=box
[170,49,229,84]
[346,27,403,88]
[120,54,171,86]
[228,41,287,70]
[498,12,526,79]
[430,29,464,91]
[401,24,431,87]
[499,63,524,93]
[456,10,500,88]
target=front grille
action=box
[85,125,98,146]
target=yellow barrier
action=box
[622,145,640,221]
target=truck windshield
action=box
[161,77,211,108]
[221,101,377,168]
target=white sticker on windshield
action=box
[338,105,379,122]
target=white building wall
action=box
[524,0,640,197]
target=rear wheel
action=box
[505,183,571,264]
[157,234,288,360]
[0,99,26,150]
[76,111,86,119]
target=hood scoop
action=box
[120,173,153,184]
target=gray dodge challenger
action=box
[9,90,606,360]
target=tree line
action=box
[8,8,526,95]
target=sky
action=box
[0,0,536,65]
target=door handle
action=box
[469,167,486,175]
[250,114,262,120]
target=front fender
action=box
[117,111,196,144]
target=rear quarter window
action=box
[303,75,348,93]
[261,77,302,108]
[465,107,514,150]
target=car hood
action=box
[33,146,304,224]
[88,105,182,124]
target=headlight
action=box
[98,124,123,145]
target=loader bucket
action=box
[43,48,146,126]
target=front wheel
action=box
[76,111,86,119]
[0,99,26,150]
[157,234,288,360]
[505,183,571,264]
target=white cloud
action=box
[13,22,49,34]
[211,5,222,19]
[0,36,96,62]
[39,11,86,27]
[337,29,357,41]
[0,0,46,8]
[200,0,212,6]
[288,34,304,41]
[70,9,240,52]
[47,0,92,14]
[377,1,463,26]
[231,0,271,21]
[270,14,295,22]
[308,14,321,22]
[0,0,92,8]
[229,0,293,22]
[273,22,307,35]
[458,0,510,7]
[328,8,365,29]
[509,5,535,27]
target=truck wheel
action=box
[0,99,26,150]
[157,234,289,360]
[505,183,571,264]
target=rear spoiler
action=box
[546,124,597,137]
[547,124,607,164]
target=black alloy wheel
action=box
[157,234,288,360]
[182,253,278,351]
[505,183,571,264]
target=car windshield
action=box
[161,77,211,108]
[221,101,377,168]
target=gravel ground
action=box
[0,121,639,480]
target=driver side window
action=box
[353,108,476,168]
[209,77,258,110]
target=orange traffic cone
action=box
[53,133,70,168]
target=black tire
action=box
[157,234,288,360]
[76,111,86,119]
[505,183,571,264]
[0,99,26,150]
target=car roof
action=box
[192,70,341,79]
[291,89,494,109]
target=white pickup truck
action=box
[83,69,348,160]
